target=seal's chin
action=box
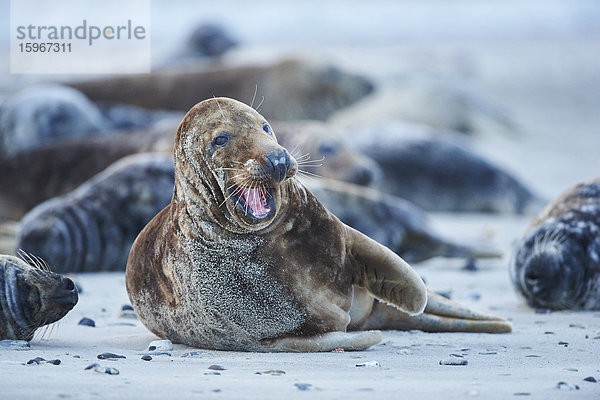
[229,183,276,221]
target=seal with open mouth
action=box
[126,97,511,352]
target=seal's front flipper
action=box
[353,291,512,333]
[346,226,427,315]
[261,330,382,352]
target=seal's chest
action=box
[178,237,304,339]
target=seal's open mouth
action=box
[229,184,275,220]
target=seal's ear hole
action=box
[262,123,272,135]
[214,132,231,147]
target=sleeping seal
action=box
[126,98,511,352]
[510,178,600,310]
[0,253,78,340]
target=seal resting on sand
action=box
[126,98,511,352]
[510,178,600,310]
[0,252,78,340]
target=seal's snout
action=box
[53,277,79,307]
[522,254,565,305]
[263,149,294,183]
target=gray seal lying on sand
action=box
[510,178,600,310]
[0,119,176,220]
[126,97,511,352]
[349,123,543,214]
[69,59,374,121]
[17,154,174,273]
[0,84,107,155]
[0,252,78,340]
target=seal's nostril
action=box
[264,149,290,183]
[64,278,75,291]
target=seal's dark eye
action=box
[262,123,272,135]
[318,142,338,156]
[214,133,230,147]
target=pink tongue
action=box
[241,187,270,216]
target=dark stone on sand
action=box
[78,317,95,327]
[558,341,569,347]
[583,376,597,383]
[439,358,468,366]
[85,363,100,370]
[295,383,313,391]
[121,305,134,311]
[208,365,225,371]
[462,259,479,271]
[141,355,152,361]
[97,352,126,360]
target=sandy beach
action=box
[1,1,599,399]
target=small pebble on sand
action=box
[294,383,312,391]
[78,317,95,327]
[141,355,152,361]
[208,364,226,371]
[439,358,468,366]
[255,370,286,376]
[97,352,126,360]
[583,376,597,383]
[355,361,380,368]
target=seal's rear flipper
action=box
[354,291,512,333]
[261,330,382,352]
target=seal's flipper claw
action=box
[262,330,382,352]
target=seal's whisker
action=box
[250,84,258,109]
[218,167,246,172]
[297,169,322,179]
[295,173,318,184]
[256,96,265,113]
[294,152,311,162]
[213,96,229,123]
[220,177,253,207]
[297,157,325,164]
[288,144,300,158]
[296,159,324,168]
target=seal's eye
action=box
[214,133,230,147]
[262,123,272,135]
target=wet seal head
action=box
[174,97,297,233]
